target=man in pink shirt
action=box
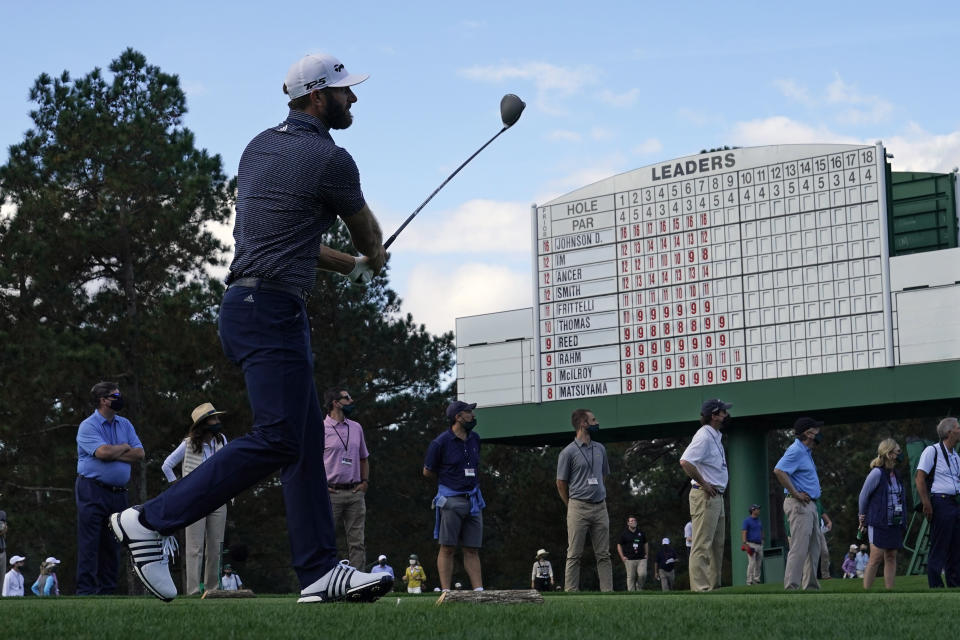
[323,388,369,569]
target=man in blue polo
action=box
[774,416,824,590]
[109,52,391,604]
[423,400,485,591]
[75,381,144,595]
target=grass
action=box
[0,576,952,639]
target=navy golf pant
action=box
[927,495,960,588]
[141,286,337,588]
[75,476,127,595]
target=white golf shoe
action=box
[298,560,394,603]
[109,507,179,602]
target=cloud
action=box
[884,124,960,173]
[402,262,532,335]
[458,61,598,115]
[633,138,662,155]
[826,75,893,125]
[774,78,815,106]
[599,87,640,108]
[546,129,581,142]
[381,199,531,254]
[590,127,614,141]
[536,157,628,203]
[675,107,722,127]
[728,116,859,146]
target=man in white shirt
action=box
[680,399,731,592]
[2,555,26,597]
[915,417,960,588]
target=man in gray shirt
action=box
[556,408,612,591]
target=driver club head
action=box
[500,94,526,127]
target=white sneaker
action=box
[298,560,393,603]
[109,507,179,602]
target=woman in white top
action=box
[162,403,228,595]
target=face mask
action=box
[721,415,731,427]
[342,403,357,417]
[109,396,125,411]
[207,422,222,433]
[379,561,385,566]
[895,453,904,464]
[463,419,478,432]
[409,560,416,566]
[587,424,600,437]
[812,432,823,445]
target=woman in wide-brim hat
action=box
[161,402,229,595]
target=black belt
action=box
[227,277,309,301]
[933,494,959,499]
[329,482,360,490]
[78,475,127,493]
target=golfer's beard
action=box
[325,100,353,130]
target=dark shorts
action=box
[438,496,483,548]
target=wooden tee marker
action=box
[201,588,256,598]
[436,589,543,605]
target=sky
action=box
[1,0,959,337]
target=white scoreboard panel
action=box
[532,144,892,402]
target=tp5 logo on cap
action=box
[284,53,369,100]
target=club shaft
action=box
[384,125,509,249]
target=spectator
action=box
[915,417,960,588]
[424,400,485,591]
[403,554,427,593]
[680,399,731,592]
[654,538,678,591]
[161,402,229,595]
[855,545,869,578]
[556,408,612,592]
[370,555,394,580]
[774,416,825,591]
[323,387,370,570]
[0,510,7,570]
[741,504,763,585]
[617,516,648,590]
[3,555,26,597]
[220,564,243,591]
[816,512,833,579]
[841,545,857,578]
[31,557,60,596]
[531,549,554,591]
[683,521,692,557]
[859,438,907,590]
[76,381,144,595]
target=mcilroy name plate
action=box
[532,144,892,402]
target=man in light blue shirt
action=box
[75,381,144,595]
[774,416,823,590]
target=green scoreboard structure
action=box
[455,144,960,585]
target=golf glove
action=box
[347,256,374,286]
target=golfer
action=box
[111,52,390,604]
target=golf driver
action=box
[383,93,526,249]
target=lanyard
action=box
[707,428,726,469]
[940,443,960,493]
[331,422,350,451]
[577,441,595,475]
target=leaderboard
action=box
[533,144,891,402]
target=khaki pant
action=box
[184,504,226,595]
[688,487,725,591]
[783,496,820,590]
[330,488,366,569]
[624,558,647,590]
[745,541,763,584]
[659,569,675,591]
[564,499,612,592]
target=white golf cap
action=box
[284,53,369,99]
[378,554,387,562]
[661,537,670,545]
[9,555,25,564]
[849,544,858,551]
[44,557,61,564]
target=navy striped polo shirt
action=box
[227,110,366,291]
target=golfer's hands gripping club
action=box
[348,255,375,285]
